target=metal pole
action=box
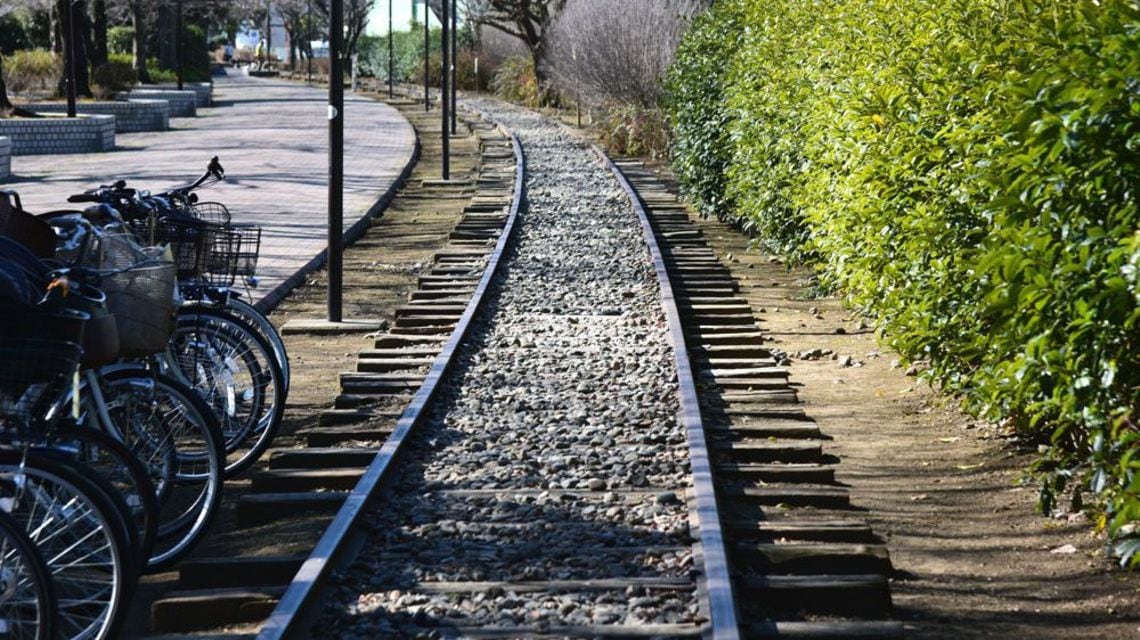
[328,0,344,322]
[450,0,457,134]
[441,0,449,180]
[63,0,77,118]
[176,0,184,90]
[573,47,580,128]
[385,0,393,97]
[265,1,272,70]
[423,1,429,111]
[307,0,313,83]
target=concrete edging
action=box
[121,89,197,117]
[0,137,10,180]
[22,100,169,133]
[0,114,116,155]
[151,82,212,108]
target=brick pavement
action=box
[5,72,417,308]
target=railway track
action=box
[137,95,905,638]
[607,159,906,640]
[130,104,518,636]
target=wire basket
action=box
[229,224,261,277]
[201,225,242,287]
[101,260,177,357]
[0,339,82,433]
[191,202,232,227]
[142,217,220,280]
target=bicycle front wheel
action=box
[0,451,135,640]
[168,309,284,477]
[95,369,225,571]
[0,508,55,640]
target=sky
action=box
[366,0,437,35]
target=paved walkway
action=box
[6,71,416,308]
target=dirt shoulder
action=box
[681,201,1140,638]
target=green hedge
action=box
[668,0,1140,559]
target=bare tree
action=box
[461,0,563,99]
[547,0,704,108]
[304,0,375,64]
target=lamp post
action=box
[307,0,313,83]
[62,0,78,118]
[328,0,345,322]
[573,45,580,128]
[441,0,449,180]
[450,0,456,134]
[265,1,272,70]
[387,0,393,98]
[175,0,184,90]
[423,0,430,111]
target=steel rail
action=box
[256,124,525,640]
[596,149,743,640]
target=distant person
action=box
[255,39,266,67]
[224,43,234,63]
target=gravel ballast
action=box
[316,102,700,636]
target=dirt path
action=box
[679,186,1140,638]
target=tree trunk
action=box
[89,0,108,70]
[55,0,92,99]
[74,0,92,97]
[530,42,555,106]
[0,56,12,113]
[131,1,152,83]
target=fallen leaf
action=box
[939,437,961,444]
[910,494,929,501]
[1050,544,1078,554]
[956,462,985,470]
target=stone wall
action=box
[0,137,10,181]
[22,100,169,133]
[0,115,116,155]
[152,82,212,108]
[121,89,197,117]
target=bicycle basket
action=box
[101,259,177,357]
[191,202,231,226]
[0,339,82,433]
[230,224,261,277]
[144,217,220,280]
[201,225,241,287]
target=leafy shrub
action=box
[490,55,540,108]
[2,49,59,97]
[0,13,32,56]
[180,24,211,82]
[108,26,133,56]
[144,59,176,84]
[668,0,1140,559]
[663,0,744,223]
[91,53,138,99]
[595,102,670,161]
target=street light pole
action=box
[307,0,313,83]
[441,0,450,180]
[62,0,78,118]
[450,0,456,134]
[387,0,394,98]
[423,0,429,111]
[175,0,184,90]
[265,1,272,70]
[328,0,345,322]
